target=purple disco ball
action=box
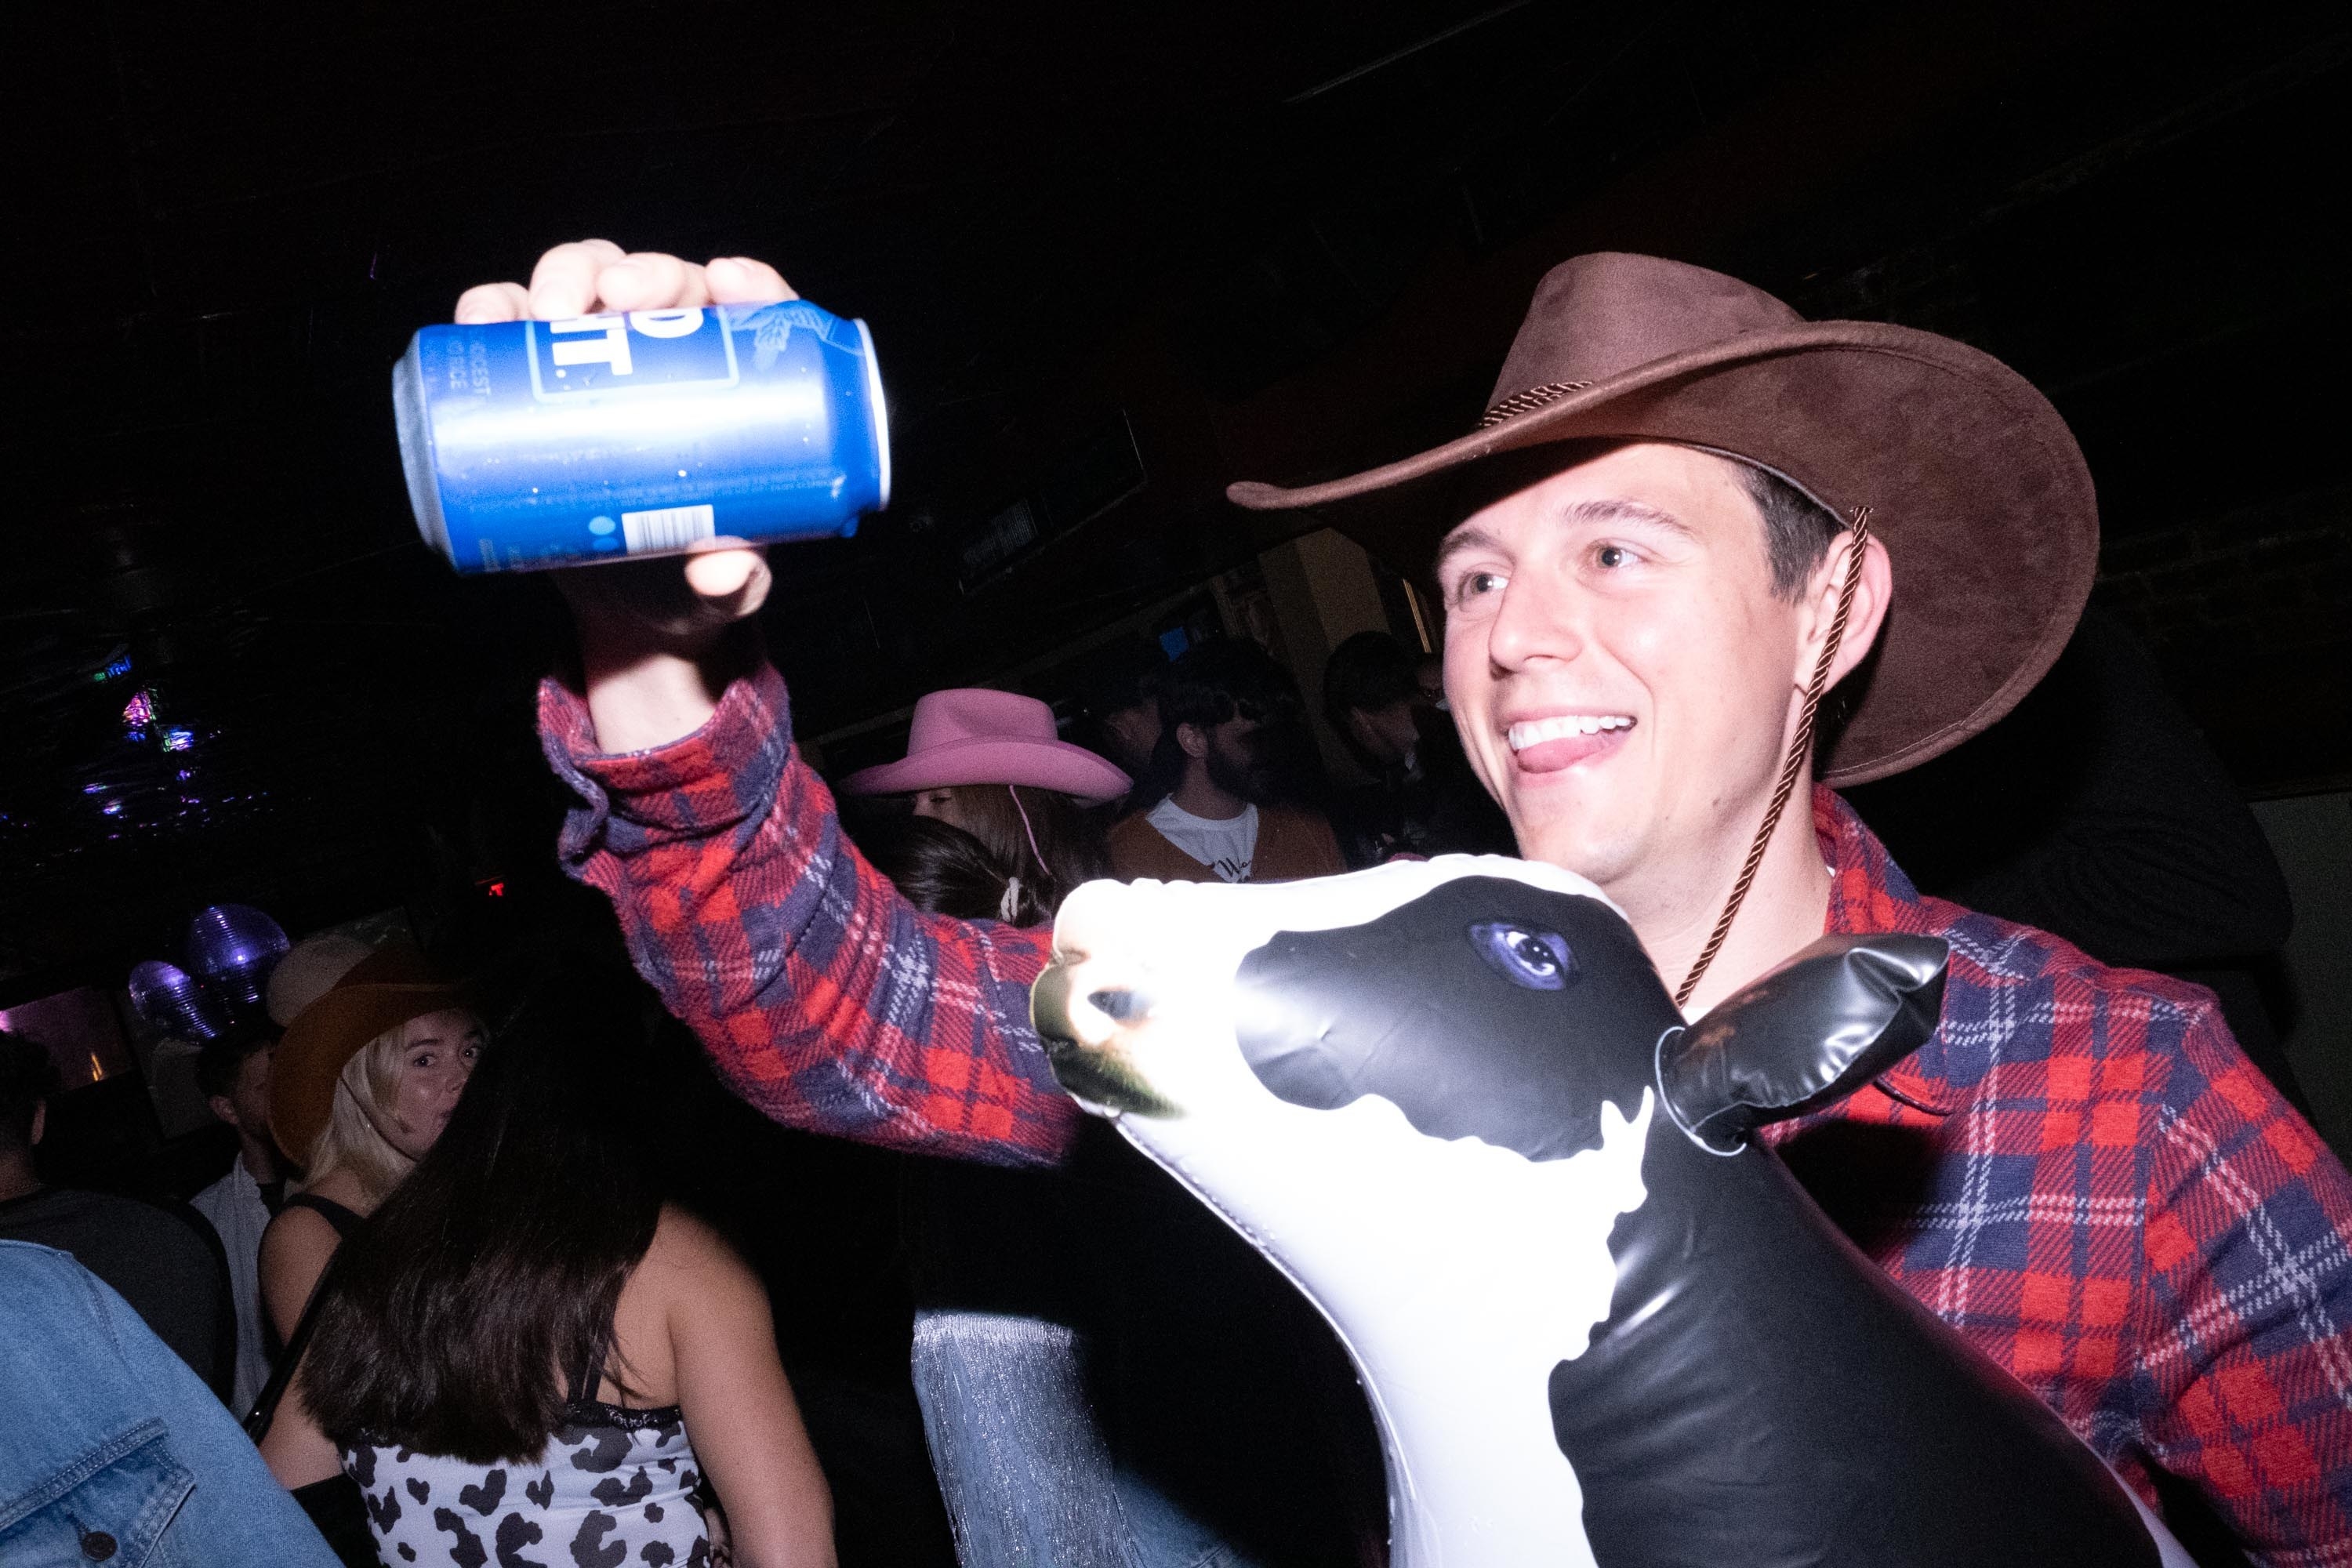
[129,959,229,1041]
[185,903,291,1016]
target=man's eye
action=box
[1453,570,1505,604]
[1468,921,1578,991]
[1595,543,1632,568]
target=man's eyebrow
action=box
[1555,497,1696,537]
[1432,523,1504,574]
[1432,498,1694,574]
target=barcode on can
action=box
[621,504,717,554]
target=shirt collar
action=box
[1812,784,1967,1113]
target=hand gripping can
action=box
[393,299,890,572]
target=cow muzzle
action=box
[1032,946,1180,1119]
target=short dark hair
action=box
[302,977,660,1464]
[0,1031,63,1155]
[1076,634,1166,720]
[1737,463,1845,602]
[1322,631,1421,738]
[1158,639,1302,735]
[194,1028,273,1103]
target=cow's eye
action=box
[1468,921,1577,991]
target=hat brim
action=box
[841,736,1132,806]
[270,979,474,1167]
[1227,321,2096,786]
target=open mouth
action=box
[1032,957,1181,1119]
[1504,713,1635,774]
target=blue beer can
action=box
[393,299,890,573]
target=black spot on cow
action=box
[640,1545,675,1567]
[407,1476,431,1504]
[495,1510,548,1568]
[591,1470,652,1508]
[569,1511,626,1568]
[525,1471,556,1509]
[432,1505,489,1568]
[461,1467,507,1516]
[1237,877,1671,1160]
[643,1504,663,1525]
[397,1547,416,1563]
[365,1485,403,1533]
[562,1425,634,1475]
[347,1445,378,1489]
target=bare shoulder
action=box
[259,1203,340,1282]
[636,1206,757,1299]
[258,1204,343,1337]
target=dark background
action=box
[2,0,2347,989]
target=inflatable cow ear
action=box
[1657,933,1948,1153]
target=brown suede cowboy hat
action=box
[1225,252,2099,786]
[269,938,472,1166]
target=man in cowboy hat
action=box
[476,239,2352,1558]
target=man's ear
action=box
[1797,528,1893,691]
[28,1101,45,1149]
[208,1094,241,1130]
[1175,721,1210,761]
[1657,932,1947,1153]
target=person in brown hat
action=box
[478,241,2352,1560]
[256,938,481,1357]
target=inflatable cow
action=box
[1031,858,2191,1568]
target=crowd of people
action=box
[0,594,1495,1567]
[4,234,2350,1568]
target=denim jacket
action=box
[0,1241,336,1568]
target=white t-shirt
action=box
[1146,797,1261,883]
[190,1157,273,1414]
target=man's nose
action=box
[1486,577,1587,670]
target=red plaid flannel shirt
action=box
[543,665,2352,1563]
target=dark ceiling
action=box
[3,0,2347,988]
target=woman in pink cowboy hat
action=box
[841,688,1129,923]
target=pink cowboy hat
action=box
[841,688,1131,804]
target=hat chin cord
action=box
[1007,786,1049,882]
[1673,507,1874,1013]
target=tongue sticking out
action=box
[1510,718,1635,775]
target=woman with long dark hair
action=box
[260,987,835,1568]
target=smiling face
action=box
[1435,442,1823,906]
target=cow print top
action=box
[338,1345,711,1568]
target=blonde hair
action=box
[300,1016,434,1208]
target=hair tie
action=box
[999,877,1025,924]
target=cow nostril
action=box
[1033,963,1077,1046]
[1087,988,1145,1022]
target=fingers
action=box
[474,243,787,324]
[453,281,531,325]
[596,251,712,312]
[527,238,628,320]
[705,256,794,305]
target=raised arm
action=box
[486,242,1076,1167]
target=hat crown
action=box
[1488,252,1804,413]
[905,688,1058,753]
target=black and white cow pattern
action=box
[1033,856,2194,1568]
[343,1403,710,1568]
